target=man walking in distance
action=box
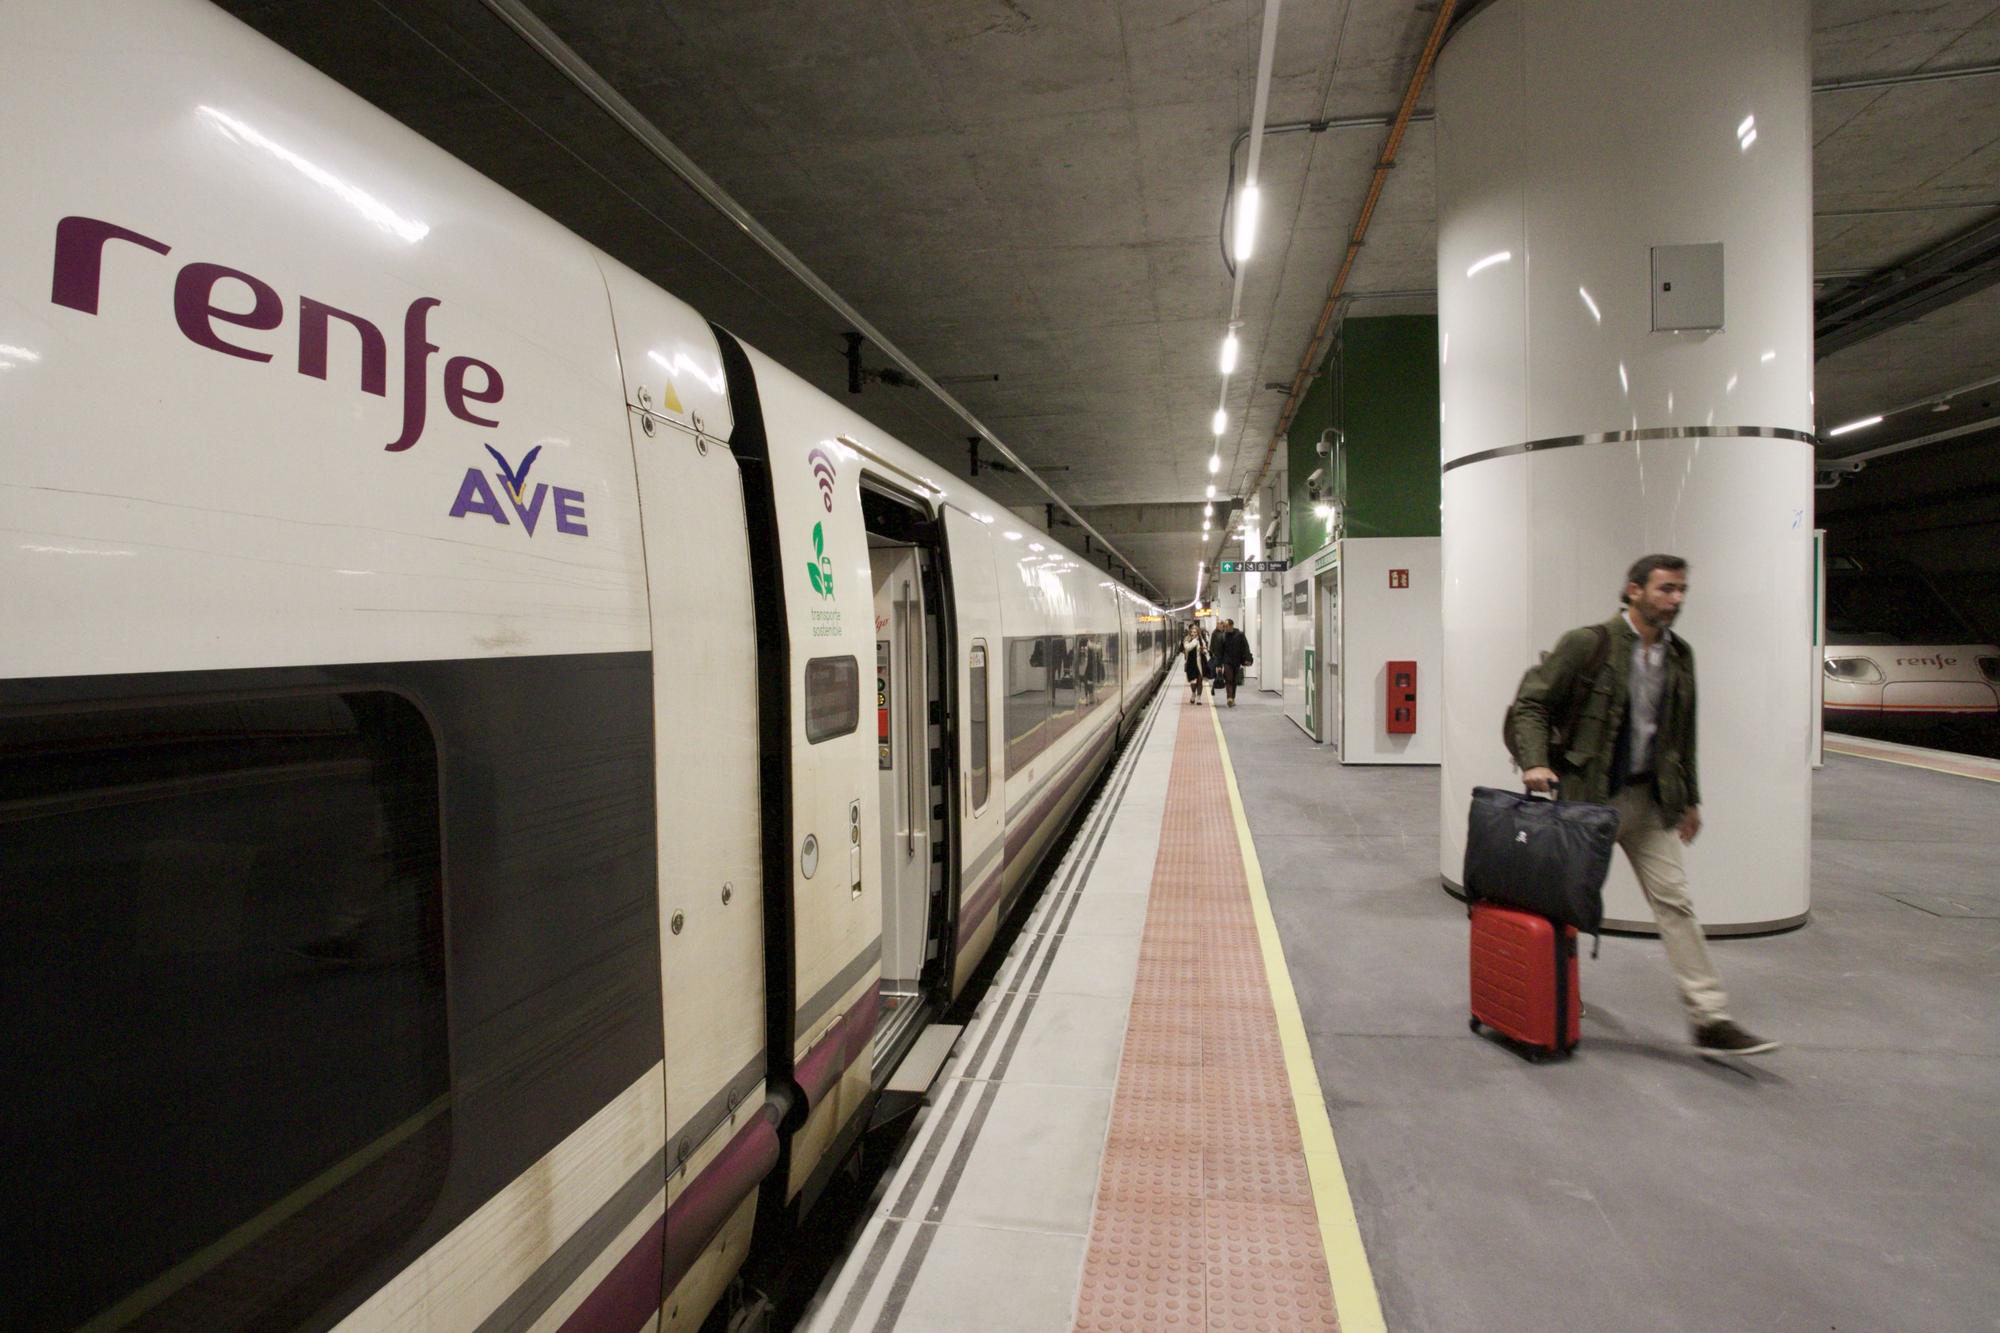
[1213,618,1253,707]
[1511,554,1778,1057]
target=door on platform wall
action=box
[863,486,954,1072]
[1284,573,1311,733]
[1317,568,1341,752]
[1260,583,1282,693]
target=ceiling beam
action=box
[1815,212,2000,359]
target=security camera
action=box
[1315,427,1343,457]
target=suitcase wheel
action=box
[1467,1016,1481,1034]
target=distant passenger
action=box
[1183,627,1211,705]
[1510,553,1778,1058]
[1213,619,1254,708]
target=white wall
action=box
[1339,538,1442,764]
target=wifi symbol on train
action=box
[808,447,837,512]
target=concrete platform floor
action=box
[1220,688,2000,1332]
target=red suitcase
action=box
[1468,901,1580,1060]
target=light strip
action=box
[1826,415,1883,437]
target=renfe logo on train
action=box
[48,214,588,537]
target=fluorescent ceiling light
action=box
[1739,128,1757,150]
[1825,415,1882,437]
[1578,286,1601,324]
[1737,114,1755,139]
[1212,408,1227,435]
[1465,250,1512,279]
[1206,484,1216,498]
[1220,332,1240,375]
[1233,185,1260,262]
[1204,503,1213,517]
[1208,454,1221,474]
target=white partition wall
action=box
[1339,538,1442,765]
[1435,0,1814,932]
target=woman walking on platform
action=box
[1182,625,1211,705]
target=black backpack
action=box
[1501,624,1611,771]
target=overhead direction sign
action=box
[1220,559,1289,573]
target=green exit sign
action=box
[1220,560,1238,574]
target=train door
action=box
[863,484,953,1071]
[939,507,1002,988]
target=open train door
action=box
[938,506,1004,987]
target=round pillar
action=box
[1436,0,1814,932]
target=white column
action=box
[1436,0,1814,932]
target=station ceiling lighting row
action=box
[1199,0,1282,569]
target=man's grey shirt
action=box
[1623,609,1669,775]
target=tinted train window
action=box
[968,641,990,811]
[805,655,860,742]
[1004,636,1049,769]
[0,692,447,1329]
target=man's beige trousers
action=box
[1609,784,1730,1025]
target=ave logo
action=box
[449,444,588,537]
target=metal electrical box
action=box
[1650,243,1724,332]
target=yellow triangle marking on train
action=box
[660,380,685,414]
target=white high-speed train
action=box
[0,4,1173,1330]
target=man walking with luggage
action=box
[1213,618,1253,707]
[1510,554,1778,1057]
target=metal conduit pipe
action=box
[479,0,1164,601]
[1242,0,1458,504]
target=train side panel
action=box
[595,256,772,1333]
[2,4,673,1331]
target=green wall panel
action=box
[1284,314,1440,559]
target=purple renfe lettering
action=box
[445,355,504,427]
[299,297,388,397]
[386,297,441,452]
[50,216,171,314]
[174,262,283,362]
[554,487,588,537]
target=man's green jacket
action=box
[1509,612,1701,824]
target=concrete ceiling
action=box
[218,0,2000,602]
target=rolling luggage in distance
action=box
[1468,901,1580,1060]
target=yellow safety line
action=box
[1824,734,2000,784]
[1209,706,1387,1333]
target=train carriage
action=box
[0,3,1169,1330]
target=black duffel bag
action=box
[1463,786,1620,952]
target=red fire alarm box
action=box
[1386,660,1417,734]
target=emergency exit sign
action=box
[1389,569,1409,589]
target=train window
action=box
[0,690,447,1330]
[1004,636,1049,769]
[805,655,861,743]
[968,641,990,811]
[1047,635,1077,741]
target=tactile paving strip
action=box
[1074,707,1338,1332]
